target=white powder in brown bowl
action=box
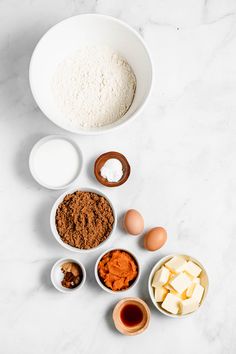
[51,46,136,129]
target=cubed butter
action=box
[164,282,174,291]
[180,298,199,315]
[164,273,175,290]
[191,283,204,303]
[170,289,187,300]
[154,286,168,302]
[184,261,202,278]
[165,256,187,273]
[186,282,196,298]
[161,293,180,314]
[186,278,200,298]
[184,272,194,281]
[152,266,170,287]
[169,272,192,294]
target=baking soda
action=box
[100,158,123,182]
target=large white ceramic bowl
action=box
[29,14,153,135]
[148,254,209,318]
[50,187,117,253]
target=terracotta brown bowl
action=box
[94,151,130,187]
[113,297,150,336]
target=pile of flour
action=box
[52,46,136,128]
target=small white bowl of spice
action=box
[51,258,86,293]
[29,14,153,134]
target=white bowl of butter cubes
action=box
[148,254,209,318]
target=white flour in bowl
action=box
[51,46,136,128]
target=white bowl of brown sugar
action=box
[50,187,117,252]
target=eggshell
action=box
[144,227,167,251]
[123,209,144,235]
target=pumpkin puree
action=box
[98,250,138,291]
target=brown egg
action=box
[144,227,167,251]
[124,209,144,235]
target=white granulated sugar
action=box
[52,46,136,128]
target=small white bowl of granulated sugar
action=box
[29,14,153,135]
[29,135,83,190]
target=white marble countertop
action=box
[1,1,236,353]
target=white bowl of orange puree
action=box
[95,248,140,294]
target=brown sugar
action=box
[55,191,114,249]
[98,250,138,291]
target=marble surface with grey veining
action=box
[0,1,236,353]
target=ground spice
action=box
[56,191,114,249]
[61,262,82,289]
[98,250,138,291]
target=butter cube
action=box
[161,293,180,314]
[170,289,187,300]
[164,273,175,290]
[180,298,199,315]
[184,261,202,278]
[184,272,194,281]
[165,256,187,273]
[154,286,168,302]
[186,283,196,298]
[191,283,204,303]
[186,278,200,298]
[152,266,170,287]
[169,272,192,294]
[164,282,174,291]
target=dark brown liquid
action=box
[120,304,144,327]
